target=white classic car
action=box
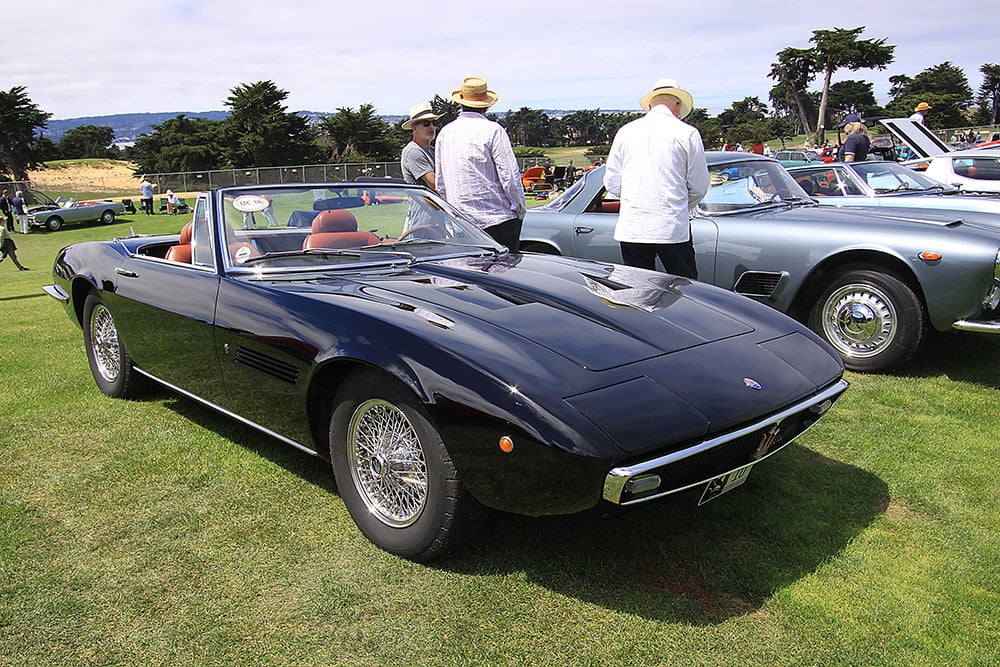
[881,118,1000,194]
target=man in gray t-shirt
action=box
[400,102,441,189]
[400,102,442,231]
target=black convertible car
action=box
[45,181,848,560]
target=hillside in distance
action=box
[44,109,588,144]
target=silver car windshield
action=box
[701,160,811,213]
[850,161,952,193]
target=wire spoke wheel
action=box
[347,399,428,527]
[89,303,122,384]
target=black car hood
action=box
[355,253,761,372]
[276,252,841,454]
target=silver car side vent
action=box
[234,346,300,385]
[734,271,783,298]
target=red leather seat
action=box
[303,209,380,249]
[166,221,194,263]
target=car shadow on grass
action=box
[439,444,888,625]
[897,331,1000,388]
[158,392,887,625]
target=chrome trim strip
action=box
[603,378,849,505]
[952,319,1000,334]
[133,367,320,456]
[42,284,70,303]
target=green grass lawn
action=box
[1,214,998,666]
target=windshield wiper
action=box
[878,184,922,194]
[375,238,504,255]
[239,247,413,265]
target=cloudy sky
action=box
[3,0,994,121]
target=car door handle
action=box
[115,267,139,278]
[574,226,594,235]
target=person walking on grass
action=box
[0,224,29,270]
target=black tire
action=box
[100,210,116,224]
[329,370,482,561]
[808,268,927,372]
[82,293,144,398]
[46,216,63,231]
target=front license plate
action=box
[698,463,753,505]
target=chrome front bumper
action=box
[603,378,850,506]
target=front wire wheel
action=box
[82,292,144,398]
[330,370,483,561]
[347,399,428,528]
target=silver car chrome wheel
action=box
[820,282,897,359]
[809,268,926,372]
[89,303,122,383]
[347,399,428,527]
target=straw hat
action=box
[450,76,499,108]
[639,78,694,118]
[914,102,932,112]
[401,102,442,130]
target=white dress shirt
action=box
[604,105,709,244]
[435,111,526,228]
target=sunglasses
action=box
[417,121,436,128]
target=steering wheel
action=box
[396,225,446,241]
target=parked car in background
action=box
[787,160,1000,231]
[25,189,127,231]
[43,179,848,561]
[520,153,1000,372]
[774,149,823,167]
[881,117,1000,194]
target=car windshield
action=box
[213,183,504,271]
[700,160,811,213]
[849,161,952,193]
[538,171,591,212]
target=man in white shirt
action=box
[604,78,709,279]
[435,76,526,252]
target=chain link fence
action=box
[144,157,553,194]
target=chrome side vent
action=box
[734,271,782,298]
[234,346,300,385]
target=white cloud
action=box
[2,0,993,120]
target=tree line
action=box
[3,25,999,182]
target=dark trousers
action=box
[484,217,522,252]
[620,238,698,279]
[1,238,26,269]
[141,198,154,214]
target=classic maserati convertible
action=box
[45,180,848,561]
[520,154,1000,372]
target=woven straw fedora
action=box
[450,76,499,108]
[639,78,694,118]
